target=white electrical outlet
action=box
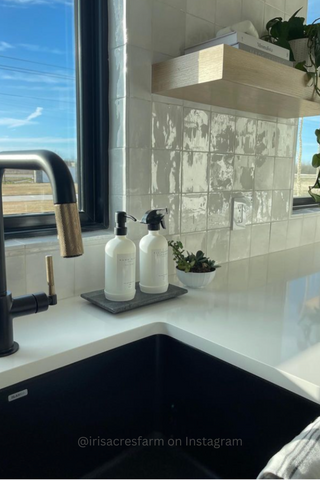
[232,198,247,230]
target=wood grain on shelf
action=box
[152,44,320,118]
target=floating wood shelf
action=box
[152,44,320,118]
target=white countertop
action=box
[2,242,320,404]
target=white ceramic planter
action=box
[289,38,311,68]
[176,268,216,289]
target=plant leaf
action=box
[195,250,204,260]
[295,61,308,72]
[288,16,305,40]
[274,37,291,52]
[311,170,320,189]
[266,17,282,32]
[309,187,320,203]
[271,21,289,40]
[312,154,320,168]
[315,53,320,69]
[289,7,303,19]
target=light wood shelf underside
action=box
[152,44,320,118]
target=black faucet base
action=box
[0,150,84,355]
[0,341,19,357]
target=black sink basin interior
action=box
[0,335,319,479]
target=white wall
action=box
[109,0,318,281]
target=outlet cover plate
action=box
[232,197,247,230]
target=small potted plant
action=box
[168,240,220,289]
[264,8,320,96]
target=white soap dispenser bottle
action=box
[104,211,137,302]
[139,208,169,294]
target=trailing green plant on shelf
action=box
[264,8,320,97]
[264,8,306,53]
[264,8,320,202]
[168,240,220,274]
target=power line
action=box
[0,54,75,71]
[0,64,75,80]
[0,92,76,105]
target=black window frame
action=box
[293,196,318,210]
[4,0,109,239]
[293,174,320,210]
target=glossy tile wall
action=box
[4,0,315,300]
[110,0,316,274]
[5,233,112,301]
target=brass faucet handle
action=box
[45,255,56,297]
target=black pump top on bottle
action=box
[140,208,168,231]
[115,211,137,235]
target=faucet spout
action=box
[0,150,84,356]
[0,150,84,258]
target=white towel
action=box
[258,417,320,479]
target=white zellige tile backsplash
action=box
[109,0,319,274]
[6,0,315,301]
[5,234,112,302]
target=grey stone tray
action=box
[81,283,188,314]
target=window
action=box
[293,1,319,210]
[1,0,109,237]
[294,116,320,209]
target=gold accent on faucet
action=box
[45,255,56,297]
[54,203,84,258]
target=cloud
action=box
[52,86,74,92]
[299,142,319,147]
[0,41,14,52]
[0,136,76,158]
[18,43,65,55]
[0,106,43,128]
[8,85,51,91]
[0,136,76,143]
[303,116,320,123]
[26,107,43,122]
[1,0,73,6]
[0,136,76,159]
[1,72,67,85]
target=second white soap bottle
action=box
[139,208,169,294]
[104,211,137,302]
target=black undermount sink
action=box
[0,335,319,479]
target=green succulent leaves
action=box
[168,240,221,274]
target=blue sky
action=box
[0,0,76,160]
[297,0,319,165]
[0,1,318,164]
